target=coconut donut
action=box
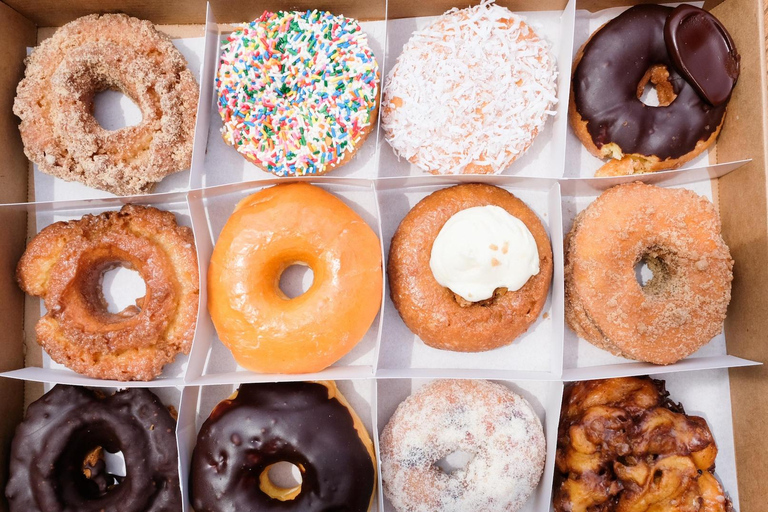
[382,1,557,175]
[380,379,546,512]
[565,182,733,365]
[14,14,198,195]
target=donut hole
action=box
[259,462,304,501]
[101,265,146,315]
[75,442,126,498]
[93,89,142,130]
[278,263,314,299]
[637,65,678,107]
[434,450,473,474]
[635,251,673,294]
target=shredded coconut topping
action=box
[382,0,558,175]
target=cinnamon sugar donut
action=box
[14,14,198,195]
[388,184,553,351]
[380,379,545,512]
[382,1,557,175]
[565,182,733,364]
[17,205,199,380]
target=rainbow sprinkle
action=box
[216,10,380,176]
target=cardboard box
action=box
[0,0,765,510]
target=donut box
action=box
[0,0,765,511]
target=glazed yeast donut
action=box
[190,381,376,512]
[217,10,380,176]
[208,183,382,373]
[381,379,545,512]
[14,14,198,195]
[388,184,552,351]
[571,5,740,176]
[382,1,557,175]
[6,385,181,512]
[565,182,733,364]
[17,205,199,381]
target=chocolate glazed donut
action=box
[5,385,181,512]
[190,382,375,512]
[572,4,728,175]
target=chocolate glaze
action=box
[664,4,740,106]
[573,4,727,161]
[5,385,182,512]
[190,382,375,512]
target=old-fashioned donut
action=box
[570,5,738,176]
[5,385,181,512]
[380,379,545,512]
[208,183,382,373]
[14,14,198,195]
[388,184,552,351]
[16,204,199,381]
[564,182,733,364]
[190,381,375,511]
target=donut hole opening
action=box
[259,462,304,501]
[93,89,142,130]
[80,446,126,497]
[435,450,473,475]
[278,264,314,299]
[637,65,678,107]
[635,252,672,294]
[101,265,146,315]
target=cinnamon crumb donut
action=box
[565,182,733,364]
[14,14,199,195]
[382,1,557,175]
[388,184,553,351]
[17,205,199,381]
[380,379,545,512]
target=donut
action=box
[190,381,375,511]
[380,379,545,512]
[5,385,181,512]
[13,14,198,195]
[570,5,740,177]
[16,204,199,381]
[216,10,380,176]
[382,2,557,175]
[208,183,382,373]
[555,377,730,512]
[564,182,733,365]
[388,184,552,352]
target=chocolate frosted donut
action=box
[6,385,181,512]
[190,381,376,512]
[571,5,732,176]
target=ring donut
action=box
[388,184,552,351]
[208,183,383,373]
[14,14,198,195]
[564,182,733,364]
[16,204,199,381]
[6,385,181,512]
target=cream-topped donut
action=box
[382,1,557,175]
[381,379,546,512]
[430,205,540,302]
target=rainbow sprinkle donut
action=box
[216,10,380,177]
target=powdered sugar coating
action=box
[380,379,546,512]
[382,1,557,175]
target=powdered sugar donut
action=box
[380,379,546,512]
[382,1,557,175]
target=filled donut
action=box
[190,381,375,512]
[388,184,552,351]
[565,182,733,364]
[207,183,382,373]
[380,379,545,512]
[16,204,199,381]
[570,4,740,176]
[382,1,557,175]
[5,385,181,512]
[216,10,380,176]
[14,14,199,195]
[555,377,731,512]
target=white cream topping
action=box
[430,205,540,302]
